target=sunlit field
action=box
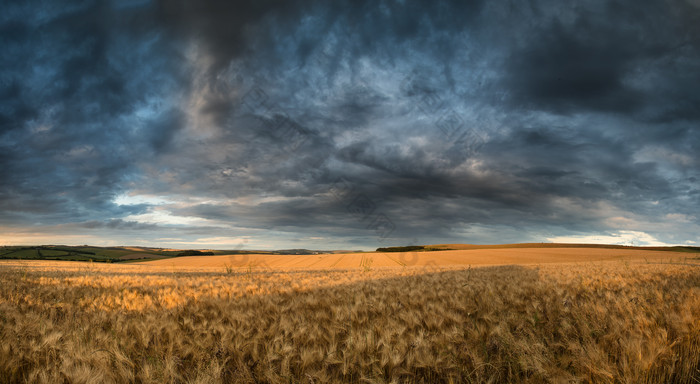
[1,251,699,383]
[141,247,694,269]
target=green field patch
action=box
[118,253,169,261]
[39,249,71,257]
[1,248,42,258]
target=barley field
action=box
[1,253,699,383]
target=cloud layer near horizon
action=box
[1,0,699,249]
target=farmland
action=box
[0,246,167,262]
[0,246,244,263]
[0,245,347,263]
[1,246,699,383]
[142,246,698,269]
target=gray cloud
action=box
[1,0,699,248]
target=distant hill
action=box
[421,243,700,253]
[271,249,363,255]
[0,245,231,263]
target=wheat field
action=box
[1,252,699,383]
[140,247,688,269]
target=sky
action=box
[1,0,699,250]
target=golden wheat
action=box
[141,248,684,269]
[1,258,698,383]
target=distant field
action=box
[0,245,200,262]
[0,246,136,262]
[3,243,697,265]
[429,243,700,253]
[140,247,693,269]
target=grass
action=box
[1,248,42,258]
[0,259,699,383]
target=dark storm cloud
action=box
[1,0,699,247]
[156,0,308,70]
[502,0,700,119]
[505,20,643,113]
[0,0,181,226]
[77,219,157,231]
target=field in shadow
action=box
[0,261,698,383]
